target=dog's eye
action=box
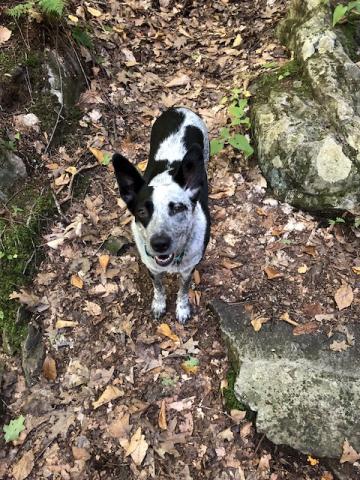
[169,202,187,215]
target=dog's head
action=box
[113,145,205,267]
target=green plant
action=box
[7,0,66,19]
[333,1,360,26]
[328,216,346,226]
[3,416,25,442]
[354,217,360,228]
[72,26,93,49]
[211,89,253,158]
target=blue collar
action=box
[145,247,185,266]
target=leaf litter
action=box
[2,0,359,479]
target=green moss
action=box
[0,186,54,352]
[223,368,247,411]
[336,20,360,62]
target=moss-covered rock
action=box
[252,0,360,213]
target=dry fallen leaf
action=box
[251,315,269,332]
[240,421,252,438]
[221,259,242,270]
[157,323,180,343]
[137,160,148,172]
[217,427,234,442]
[193,269,201,285]
[43,355,57,381]
[84,301,102,316]
[280,312,299,327]
[125,427,149,465]
[158,400,167,430]
[12,451,34,480]
[0,26,12,45]
[230,409,246,424]
[352,266,360,275]
[93,385,123,409]
[71,274,84,289]
[307,455,319,466]
[55,319,79,329]
[166,73,191,88]
[108,412,131,439]
[334,283,353,310]
[263,266,283,279]
[89,147,105,163]
[303,245,317,257]
[297,264,308,274]
[293,321,318,336]
[87,6,102,17]
[329,340,350,352]
[340,439,360,463]
[99,254,110,271]
[72,446,90,461]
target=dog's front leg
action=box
[149,271,166,319]
[176,269,193,324]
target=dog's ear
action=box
[112,153,144,211]
[173,144,205,196]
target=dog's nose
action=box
[150,234,171,253]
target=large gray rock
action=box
[0,149,27,201]
[211,299,360,459]
[253,0,360,214]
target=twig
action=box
[59,163,98,205]
[65,30,90,89]
[22,249,35,275]
[15,18,30,50]
[51,187,68,221]
[254,433,266,454]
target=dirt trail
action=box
[2,1,359,479]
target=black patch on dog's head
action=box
[133,185,154,227]
[172,144,205,200]
[112,153,145,213]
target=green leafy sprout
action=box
[328,217,346,226]
[7,0,66,19]
[333,1,360,26]
[3,415,26,443]
[211,88,253,158]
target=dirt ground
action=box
[1,1,360,479]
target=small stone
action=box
[104,236,132,255]
[21,323,45,387]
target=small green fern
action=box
[7,2,34,19]
[7,0,65,18]
[38,0,65,15]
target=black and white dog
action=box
[112,107,210,323]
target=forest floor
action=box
[1,1,360,479]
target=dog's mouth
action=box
[154,253,174,267]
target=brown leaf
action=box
[221,259,242,270]
[157,323,180,343]
[0,26,12,45]
[166,73,191,88]
[158,400,167,430]
[329,340,350,352]
[43,355,57,381]
[193,269,201,285]
[71,274,84,289]
[87,6,102,17]
[217,427,234,442]
[108,410,131,439]
[89,147,105,163]
[263,266,283,279]
[12,451,34,480]
[303,303,323,317]
[280,312,299,327]
[84,301,102,316]
[230,409,246,423]
[251,315,269,332]
[340,439,360,463]
[293,321,318,336]
[125,427,149,465]
[334,283,353,310]
[137,160,148,172]
[258,453,271,472]
[72,446,90,461]
[240,421,252,438]
[303,245,317,257]
[93,385,123,409]
[99,254,110,271]
[55,319,78,328]
[352,266,360,275]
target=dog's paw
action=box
[152,296,166,319]
[176,300,191,324]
